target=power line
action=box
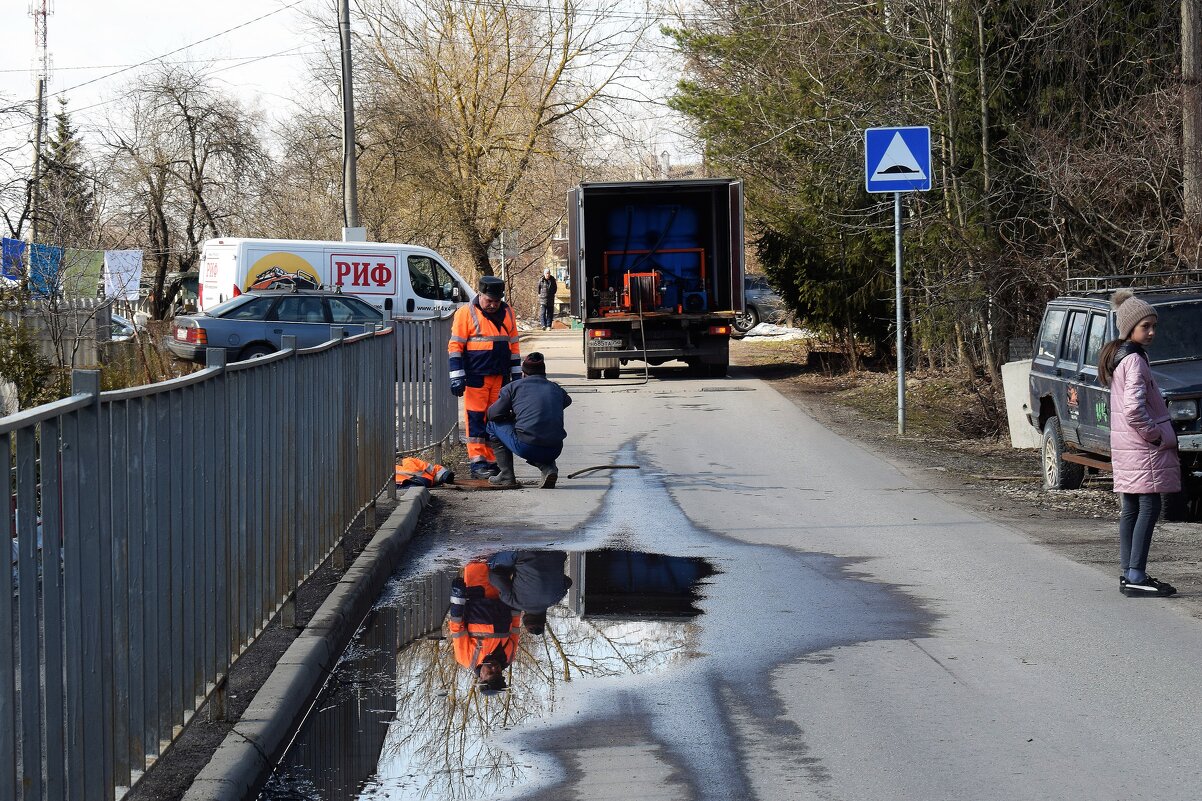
[52,0,308,98]
[0,49,320,74]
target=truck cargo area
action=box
[568,179,745,379]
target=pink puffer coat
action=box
[1110,349,1181,494]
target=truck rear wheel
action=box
[603,366,620,379]
[586,367,601,380]
[707,361,728,378]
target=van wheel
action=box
[586,367,601,380]
[603,367,620,379]
[1041,418,1085,490]
[239,344,276,361]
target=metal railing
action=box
[2,326,396,801]
[394,315,458,460]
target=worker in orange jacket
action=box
[448,276,522,479]
[448,560,521,694]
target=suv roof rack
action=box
[1066,269,1202,295]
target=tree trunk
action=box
[1184,0,1202,227]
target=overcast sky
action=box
[2,0,324,141]
[1,0,694,167]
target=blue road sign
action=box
[865,127,931,193]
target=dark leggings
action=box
[1119,493,1162,576]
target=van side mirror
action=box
[452,286,462,301]
[384,298,393,312]
[406,298,415,313]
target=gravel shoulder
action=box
[729,338,1202,616]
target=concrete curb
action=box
[183,487,430,801]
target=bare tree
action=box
[104,65,268,318]
[348,0,650,278]
[0,93,36,239]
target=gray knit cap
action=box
[1112,289,1157,339]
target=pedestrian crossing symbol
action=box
[865,126,932,193]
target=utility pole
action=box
[338,0,364,242]
[30,0,52,244]
[1184,0,1202,228]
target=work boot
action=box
[470,461,496,480]
[536,462,558,489]
[489,440,518,487]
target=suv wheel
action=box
[1041,417,1085,490]
[733,306,759,333]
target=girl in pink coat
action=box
[1098,290,1181,598]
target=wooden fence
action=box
[0,298,152,369]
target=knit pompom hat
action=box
[521,352,546,375]
[1112,289,1157,339]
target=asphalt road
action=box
[273,330,1202,801]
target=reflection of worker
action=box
[487,550,572,635]
[448,276,522,480]
[448,561,521,694]
[486,352,572,488]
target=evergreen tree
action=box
[38,98,95,242]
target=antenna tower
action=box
[29,0,53,242]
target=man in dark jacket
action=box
[537,268,557,329]
[485,351,571,488]
[487,550,572,635]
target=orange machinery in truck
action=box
[567,179,746,379]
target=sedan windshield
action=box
[1147,303,1202,362]
[206,295,257,317]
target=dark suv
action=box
[1028,277,1202,517]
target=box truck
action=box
[198,238,475,318]
[567,179,745,378]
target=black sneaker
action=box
[470,463,496,480]
[1121,576,1177,597]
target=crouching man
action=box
[485,352,571,488]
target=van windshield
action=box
[1147,303,1202,363]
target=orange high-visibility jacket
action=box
[448,298,521,383]
[448,561,520,669]
[395,457,451,487]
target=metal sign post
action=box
[894,192,905,433]
[865,126,933,435]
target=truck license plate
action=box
[588,339,622,349]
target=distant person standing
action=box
[1098,290,1181,598]
[448,276,522,479]
[485,352,571,488]
[537,268,557,330]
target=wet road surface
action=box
[263,333,1202,800]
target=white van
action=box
[198,238,475,317]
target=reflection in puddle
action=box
[263,444,932,801]
[260,550,715,801]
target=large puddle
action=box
[260,446,933,801]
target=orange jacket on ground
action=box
[395,457,452,487]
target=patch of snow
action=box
[742,322,817,340]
